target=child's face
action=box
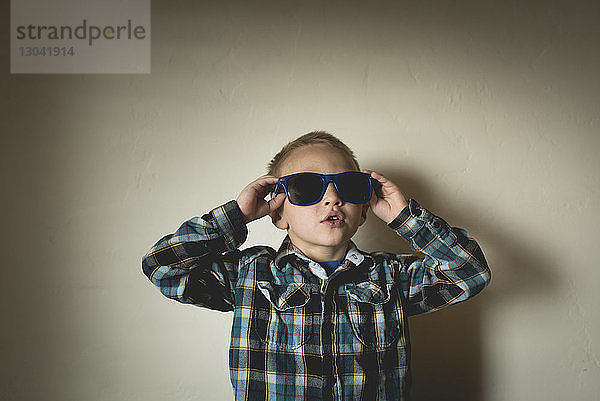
[273,144,368,262]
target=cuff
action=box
[388,199,447,241]
[209,200,248,251]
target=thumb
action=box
[369,189,379,208]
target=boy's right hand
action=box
[236,175,286,224]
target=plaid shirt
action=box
[142,199,490,400]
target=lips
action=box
[321,211,345,226]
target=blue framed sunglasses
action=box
[274,171,381,206]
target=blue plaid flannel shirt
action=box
[142,199,490,400]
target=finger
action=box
[249,176,280,197]
[255,175,279,183]
[363,169,386,183]
[251,175,279,189]
[369,188,380,208]
[365,170,399,192]
[267,192,286,212]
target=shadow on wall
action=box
[356,169,558,401]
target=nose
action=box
[322,182,343,205]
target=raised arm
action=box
[141,175,285,311]
[365,170,491,315]
[387,199,491,315]
[141,201,248,311]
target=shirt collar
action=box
[273,236,366,270]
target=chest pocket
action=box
[345,282,402,349]
[253,281,318,349]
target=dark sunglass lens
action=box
[336,173,371,203]
[286,174,324,205]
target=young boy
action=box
[142,131,490,401]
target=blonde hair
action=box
[267,131,360,176]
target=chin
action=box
[319,233,352,247]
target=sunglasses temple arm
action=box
[271,181,284,199]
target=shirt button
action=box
[433,221,440,228]
[414,207,422,217]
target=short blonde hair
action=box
[267,131,360,176]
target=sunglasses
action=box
[273,171,381,206]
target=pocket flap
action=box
[346,282,391,304]
[257,281,313,311]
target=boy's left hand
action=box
[363,170,409,224]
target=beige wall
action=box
[2,1,599,400]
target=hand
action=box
[236,175,286,224]
[363,170,409,224]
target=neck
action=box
[289,239,349,262]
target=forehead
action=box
[278,144,357,176]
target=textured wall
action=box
[1,1,599,400]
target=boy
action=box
[142,131,490,401]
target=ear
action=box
[359,203,369,226]
[269,208,289,230]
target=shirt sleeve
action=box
[141,200,248,311]
[387,198,491,316]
